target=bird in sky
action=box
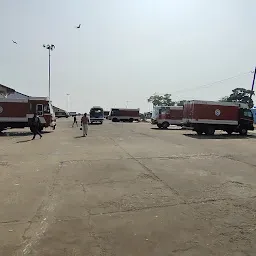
[76,24,81,29]
[12,40,17,44]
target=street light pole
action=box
[66,94,70,112]
[43,44,55,101]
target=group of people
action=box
[30,112,89,140]
[72,113,89,137]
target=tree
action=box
[220,88,254,108]
[147,93,175,106]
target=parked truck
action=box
[108,108,140,122]
[151,106,183,129]
[90,106,104,124]
[182,100,254,135]
[0,97,56,132]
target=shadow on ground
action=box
[0,131,52,137]
[151,127,186,131]
[74,135,86,139]
[184,133,256,140]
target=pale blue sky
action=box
[0,0,255,112]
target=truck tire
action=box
[162,122,169,129]
[205,126,215,136]
[239,128,248,136]
[157,123,162,128]
[129,118,134,123]
[112,118,118,122]
[226,129,233,135]
[196,130,203,135]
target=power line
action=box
[171,71,252,95]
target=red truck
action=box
[151,106,183,129]
[0,97,56,132]
[182,100,254,135]
[108,108,140,122]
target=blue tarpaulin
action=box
[251,108,256,123]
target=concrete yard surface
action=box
[0,119,256,256]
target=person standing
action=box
[72,115,78,127]
[31,113,42,140]
[81,113,89,137]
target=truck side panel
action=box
[0,102,28,119]
[118,110,140,117]
[183,102,239,125]
[193,104,238,122]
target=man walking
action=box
[31,113,42,140]
[72,114,78,127]
[81,113,89,137]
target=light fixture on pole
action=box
[43,44,55,101]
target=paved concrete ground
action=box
[0,119,256,256]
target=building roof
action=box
[0,84,15,96]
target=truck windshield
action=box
[243,109,253,118]
[110,109,119,116]
[90,108,103,118]
[44,104,50,114]
[152,107,160,119]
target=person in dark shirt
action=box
[31,113,42,140]
[72,115,78,127]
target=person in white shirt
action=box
[81,113,89,137]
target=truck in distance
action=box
[151,106,183,129]
[89,106,104,124]
[0,97,56,132]
[182,100,254,135]
[108,108,140,122]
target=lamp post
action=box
[43,44,55,101]
[66,93,70,112]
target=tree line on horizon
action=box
[147,88,255,108]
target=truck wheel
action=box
[239,128,247,136]
[157,123,162,128]
[205,126,215,136]
[196,130,203,135]
[226,129,233,135]
[112,118,118,122]
[162,122,169,129]
[129,118,134,123]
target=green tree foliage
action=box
[220,88,254,108]
[147,93,175,106]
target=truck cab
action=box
[238,108,254,134]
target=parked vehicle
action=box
[151,106,183,129]
[108,108,140,122]
[55,111,69,118]
[182,100,254,135]
[69,112,76,117]
[90,106,104,124]
[0,97,56,132]
[104,111,109,119]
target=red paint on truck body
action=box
[183,101,239,122]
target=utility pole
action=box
[43,44,55,101]
[250,67,256,99]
